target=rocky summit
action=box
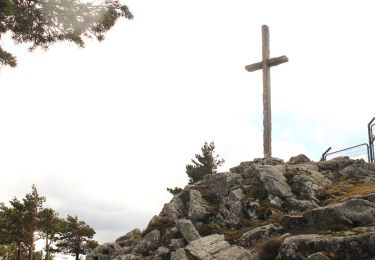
[87,155,375,260]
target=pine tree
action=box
[0,243,16,260]
[0,186,99,260]
[37,208,62,260]
[0,185,46,260]
[186,141,225,184]
[23,185,46,260]
[0,0,133,68]
[57,215,97,260]
[0,199,27,260]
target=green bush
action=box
[166,187,183,195]
[186,141,225,184]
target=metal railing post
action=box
[320,147,332,161]
[368,117,375,163]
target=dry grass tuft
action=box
[224,228,249,243]
[317,179,375,205]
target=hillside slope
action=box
[87,155,375,260]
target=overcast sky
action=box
[0,0,374,244]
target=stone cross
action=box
[245,25,288,159]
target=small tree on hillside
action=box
[57,215,98,260]
[186,141,225,184]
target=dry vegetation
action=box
[316,179,375,205]
[224,228,251,243]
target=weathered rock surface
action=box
[113,254,141,260]
[286,163,331,202]
[169,238,186,251]
[186,234,230,259]
[188,189,209,221]
[116,229,142,243]
[115,229,142,247]
[175,219,200,242]
[255,164,294,199]
[202,171,243,198]
[169,248,188,260]
[88,156,375,260]
[160,192,186,219]
[152,247,169,260]
[306,252,330,260]
[217,188,246,226]
[282,198,375,232]
[91,243,121,256]
[303,199,375,229]
[212,245,253,260]
[279,232,375,260]
[186,234,253,260]
[131,230,161,255]
[318,156,354,171]
[236,224,280,247]
[288,154,311,165]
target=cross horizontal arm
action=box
[245,55,288,72]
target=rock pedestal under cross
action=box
[245,25,288,159]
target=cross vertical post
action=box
[245,25,288,159]
[262,25,272,159]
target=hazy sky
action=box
[0,0,374,244]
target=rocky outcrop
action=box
[255,164,293,199]
[279,232,375,260]
[282,198,375,233]
[306,252,330,260]
[115,229,141,247]
[188,190,209,221]
[168,238,185,251]
[202,171,243,198]
[185,234,230,259]
[285,163,331,202]
[288,154,311,165]
[88,155,375,260]
[169,248,188,260]
[236,224,280,247]
[91,243,121,256]
[160,192,186,219]
[175,219,200,242]
[317,156,355,172]
[114,255,141,260]
[186,234,253,260]
[152,247,169,260]
[217,188,246,227]
[131,230,160,255]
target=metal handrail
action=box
[321,117,375,163]
[320,147,331,161]
[323,143,370,162]
[369,117,375,162]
